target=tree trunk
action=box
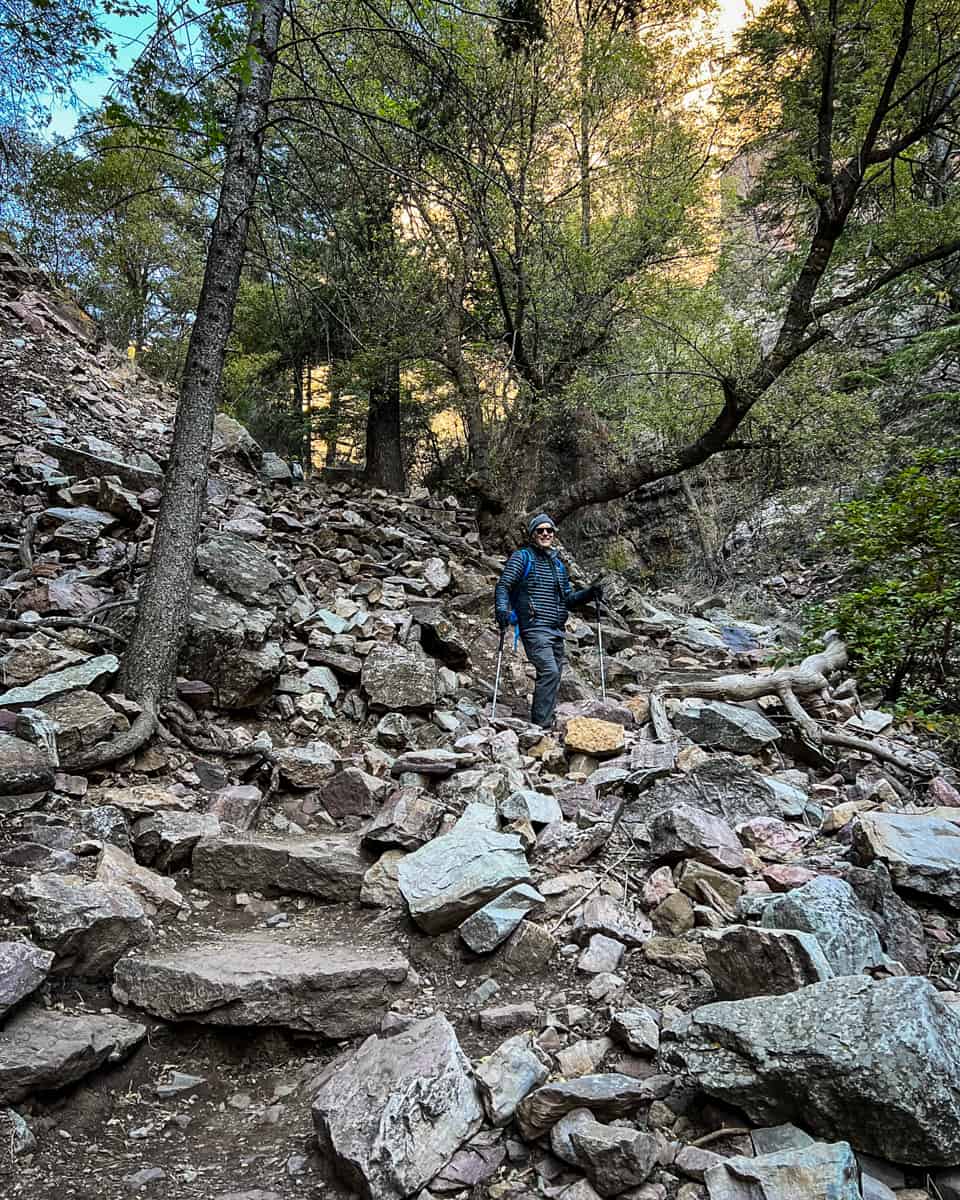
[364,359,405,491]
[121,0,283,708]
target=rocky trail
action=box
[3,247,960,1200]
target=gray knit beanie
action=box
[527,513,557,538]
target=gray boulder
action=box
[362,645,437,710]
[1,873,152,977]
[132,810,220,870]
[34,689,117,757]
[499,789,563,826]
[703,925,834,999]
[0,1006,146,1103]
[844,862,927,974]
[516,1074,656,1139]
[648,803,747,873]
[0,734,55,805]
[761,875,885,976]
[0,940,55,1019]
[364,788,442,850]
[626,756,794,830]
[319,767,389,819]
[0,654,119,708]
[459,884,545,953]
[196,532,281,603]
[113,933,411,1036]
[95,844,184,918]
[704,1141,861,1200]
[397,828,531,933]
[568,1119,659,1196]
[673,974,960,1165]
[474,1031,550,1126]
[191,834,369,901]
[312,1013,483,1200]
[180,581,282,709]
[673,700,780,753]
[852,812,960,909]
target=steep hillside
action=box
[1,253,959,1200]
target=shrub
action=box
[817,449,960,713]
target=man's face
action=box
[534,525,555,546]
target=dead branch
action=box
[19,514,36,570]
[659,636,848,702]
[0,617,127,644]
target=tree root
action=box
[61,705,158,771]
[162,705,274,761]
[0,617,127,644]
[651,635,936,778]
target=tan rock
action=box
[624,696,650,725]
[96,844,184,918]
[565,718,625,758]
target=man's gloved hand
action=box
[496,610,511,631]
[589,579,604,603]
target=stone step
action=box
[191,833,370,901]
[112,930,413,1036]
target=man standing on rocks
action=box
[495,513,602,728]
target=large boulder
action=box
[196,532,281,603]
[362,645,437,710]
[312,1014,483,1200]
[0,734,55,809]
[672,974,960,1166]
[0,940,55,1019]
[852,812,960,909]
[397,828,531,933]
[0,1006,146,1103]
[703,1141,861,1200]
[703,925,834,999]
[113,933,411,1036]
[673,700,780,753]
[1,874,152,978]
[648,803,747,873]
[34,689,118,758]
[474,1032,550,1126]
[761,875,885,976]
[191,834,368,901]
[132,810,220,870]
[0,654,119,709]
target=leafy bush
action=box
[816,450,960,713]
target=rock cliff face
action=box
[1,252,959,1200]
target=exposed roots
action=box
[61,704,158,771]
[0,617,127,644]
[652,635,937,778]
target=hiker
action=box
[494,513,603,728]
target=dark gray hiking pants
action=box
[521,625,566,727]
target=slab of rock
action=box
[0,734,55,800]
[844,862,927,975]
[364,788,442,850]
[274,741,339,787]
[499,919,557,975]
[191,834,368,901]
[319,767,390,819]
[673,700,780,753]
[1,873,152,978]
[761,876,885,976]
[475,1031,551,1126]
[196,532,281,603]
[673,974,960,1166]
[703,925,834,999]
[35,689,117,757]
[578,933,625,975]
[397,828,531,933]
[95,844,184,918]
[459,884,545,953]
[207,784,263,830]
[499,789,563,826]
[478,1002,538,1033]
[362,645,437,709]
[312,1013,483,1200]
[565,718,625,758]
[114,933,411,1036]
[390,748,475,777]
[852,812,960,909]
[609,1006,660,1057]
[678,861,744,910]
[737,815,810,861]
[516,1074,655,1139]
[132,810,220,870]
[42,440,163,491]
[572,895,653,948]
[703,1141,861,1200]
[569,1119,659,1196]
[102,784,193,815]
[0,654,119,708]
[0,1005,146,1103]
[0,940,55,1019]
[80,804,130,849]
[360,851,406,908]
[648,804,747,873]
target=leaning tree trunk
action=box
[364,358,405,491]
[89,0,284,763]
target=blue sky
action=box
[45,9,157,138]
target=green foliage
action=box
[810,450,960,713]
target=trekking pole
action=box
[595,595,607,701]
[491,627,506,718]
